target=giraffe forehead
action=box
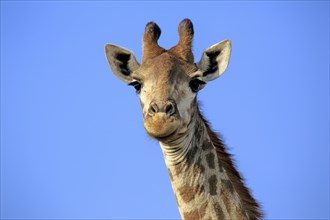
[136,53,197,84]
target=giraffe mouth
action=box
[153,129,177,140]
[144,113,179,140]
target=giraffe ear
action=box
[105,44,140,83]
[197,40,231,82]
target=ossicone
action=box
[169,18,195,63]
[142,22,166,63]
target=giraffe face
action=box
[130,53,203,139]
[105,19,231,141]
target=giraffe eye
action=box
[128,81,142,93]
[189,79,206,93]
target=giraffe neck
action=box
[159,110,262,219]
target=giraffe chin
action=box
[144,113,179,140]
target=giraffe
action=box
[105,19,262,219]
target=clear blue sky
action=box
[1,1,329,219]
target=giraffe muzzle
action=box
[148,100,176,117]
[144,100,179,139]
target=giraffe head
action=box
[105,19,231,141]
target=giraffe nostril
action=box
[148,101,176,117]
[165,102,176,116]
[148,102,159,116]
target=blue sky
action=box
[1,1,329,219]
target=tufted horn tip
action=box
[144,22,161,42]
[178,18,194,37]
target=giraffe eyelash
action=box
[128,81,142,93]
[189,78,206,93]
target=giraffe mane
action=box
[198,109,263,219]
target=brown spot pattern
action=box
[183,201,209,220]
[183,209,199,220]
[234,205,246,220]
[192,163,203,178]
[198,185,205,195]
[178,185,196,203]
[175,164,183,176]
[168,168,174,182]
[186,145,198,165]
[208,175,218,195]
[202,139,213,151]
[198,201,208,218]
[206,152,215,169]
[199,112,263,218]
[196,157,205,173]
[218,162,225,173]
[223,179,234,194]
[178,184,205,204]
[214,202,225,219]
[220,188,232,215]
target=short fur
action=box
[105,18,263,220]
[199,109,263,219]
